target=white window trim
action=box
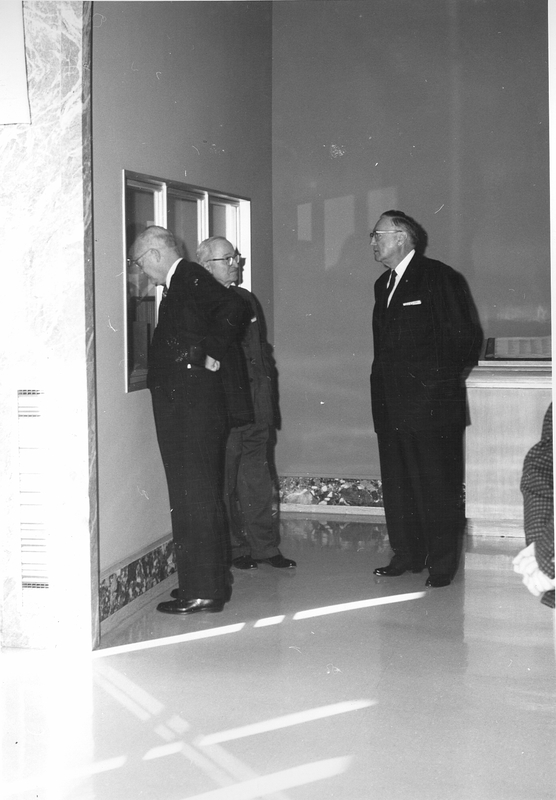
[122,170,252,392]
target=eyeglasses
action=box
[128,248,153,269]
[370,230,403,241]
[208,254,240,267]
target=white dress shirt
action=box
[165,258,181,290]
[387,249,415,307]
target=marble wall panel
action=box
[0,2,96,648]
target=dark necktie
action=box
[386,269,396,307]
[162,284,168,299]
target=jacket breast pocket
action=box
[396,299,432,340]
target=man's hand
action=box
[512,542,556,596]
[204,356,220,372]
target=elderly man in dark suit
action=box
[197,236,296,570]
[129,226,253,614]
[370,210,481,588]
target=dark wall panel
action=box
[272,0,549,477]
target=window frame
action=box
[122,170,252,392]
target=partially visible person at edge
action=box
[369,210,482,588]
[513,404,555,608]
[129,226,253,615]
[197,236,296,571]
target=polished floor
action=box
[3,515,556,800]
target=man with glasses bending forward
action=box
[129,226,253,614]
[369,211,481,587]
[197,237,296,571]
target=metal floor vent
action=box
[18,390,48,589]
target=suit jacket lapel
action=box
[375,270,391,329]
[387,254,423,312]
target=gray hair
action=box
[196,236,232,265]
[381,210,428,253]
[133,225,179,253]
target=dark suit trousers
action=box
[224,423,279,560]
[377,424,465,577]
[150,370,229,600]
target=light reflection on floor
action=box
[3,516,555,800]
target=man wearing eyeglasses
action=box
[370,211,481,588]
[128,226,253,615]
[198,236,296,572]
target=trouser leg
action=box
[225,423,279,561]
[224,428,249,558]
[410,426,465,578]
[379,425,464,576]
[151,380,229,599]
[378,428,427,567]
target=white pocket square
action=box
[403,300,421,306]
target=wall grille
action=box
[18,390,48,589]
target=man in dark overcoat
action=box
[197,236,296,570]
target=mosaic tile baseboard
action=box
[99,539,176,622]
[279,476,383,507]
[99,476,384,622]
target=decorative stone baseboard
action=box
[100,574,177,638]
[279,476,383,508]
[99,538,175,622]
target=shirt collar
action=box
[165,258,182,289]
[391,249,415,278]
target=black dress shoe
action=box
[255,554,296,568]
[374,564,407,576]
[374,560,425,577]
[232,555,258,570]
[157,598,224,615]
[425,575,451,588]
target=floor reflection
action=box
[3,515,555,800]
[279,516,391,550]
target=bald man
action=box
[129,226,253,614]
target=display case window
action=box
[123,171,251,392]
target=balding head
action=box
[129,226,181,285]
